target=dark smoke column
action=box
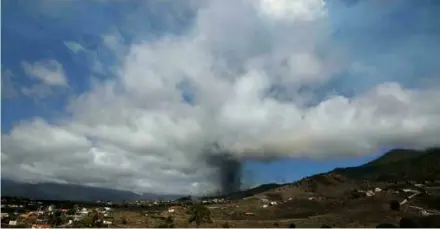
[204,143,242,194]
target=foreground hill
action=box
[0,179,181,201]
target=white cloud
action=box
[64,41,86,53]
[257,0,327,21]
[21,84,54,99]
[2,0,440,195]
[101,29,125,55]
[22,60,68,86]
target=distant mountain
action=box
[332,147,440,181]
[1,179,181,201]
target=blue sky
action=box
[2,0,440,194]
[244,152,383,186]
[2,0,195,130]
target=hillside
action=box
[204,183,282,200]
[332,147,440,181]
[0,179,181,201]
[218,147,440,199]
[363,148,422,166]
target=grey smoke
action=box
[204,143,243,194]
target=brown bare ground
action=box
[111,179,440,228]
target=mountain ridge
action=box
[0,179,181,201]
[331,147,440,182]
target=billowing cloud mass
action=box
[2,0,440,195]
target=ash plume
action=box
[204,143,243,194]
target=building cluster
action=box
[201,198,227,204]
[260,198,278,208]
[1,198,114,228]
[130,197,228,208]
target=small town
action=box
[1,197,115,228]
[1,178,440,228]
[0,195,234,228]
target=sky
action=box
[2,0,440,195]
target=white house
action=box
[103,217,114,225]
[79,208,89,214]
[47,205,55,212]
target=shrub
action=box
[163,216,175,228]
[289,223,296,228]
[222,222,230,228]
[187,204,212,227]
[349,190,365,199]
[389,200,400,211]
[121,217,127,225]
[423,196,440,211]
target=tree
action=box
[8,214,17,221]
[187,204,212,228]
[48,211,63,227]
[157,216,175,228]
[81,214,95,227]
[66,209,76,215]
[72,220,87,228]
[92,211,103,228]
[77,211,101,228]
